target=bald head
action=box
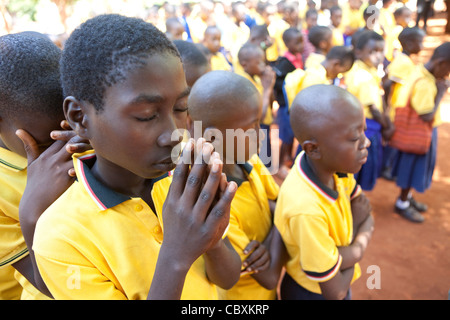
[188,70,260,127]
[290,84,362,143]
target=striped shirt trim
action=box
[0,248,29,267]
[304,254,342,282]
[75,152,169,211]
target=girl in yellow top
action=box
[30,14,241,300]
[345,30,393,191]
[203,26,233,71]
[390,42,450,223]
[187,71,285,299]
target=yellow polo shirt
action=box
[284,64,330,109]
[385,25,403,62]
[331,26,344,46]
[0,147,51,300]
[274,152,362,295]
[394,64,440,127]
[235,69,273,126]
[210,52,232,71]
[304,52,325,70]
[340,4,365,34]
[386,52,418,120]
[379,7,395,36]
[217,154,279,300]
[345,60,383,120]
[33,150,218,300]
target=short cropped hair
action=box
[173,40,209,68]
[430,42,450,62]
[326,45,355,65]
[61,14,180,111]
[398,27,425,47]
[282,27,302,45]
[307,25,332,48]
[0,32,62,118]
[354,30,384,50]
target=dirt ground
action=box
[272,12,450,300]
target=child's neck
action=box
[305,155,336,191]
[315,48,326,55]
[223,162,247,181]
[91,157,156,208]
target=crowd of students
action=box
[0,0,449,300]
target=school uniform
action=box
[304,52,326,70]
[345,60,384,191]
[0,147,51,300]
[235,69,273,167]
[391,64,440,193]
[385,25,404,62]
[331,26,344,46]
[218,154,279,300]
[274,151,362,299]
[210,51,232,71]
[266,15,290,62]
[379,7,396,36]
[33,150,219,300]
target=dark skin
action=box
[291,85,374,300]
[64,53,240,299]
[187,71,287,290]
[356,38,395,140]
[398,57,450,202]
[15,121,91,298]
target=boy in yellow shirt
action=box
[345,30,394,191]
[202,26,233,71]
[187,70,285,299]
[0,32,89,300]
[304,25,333,70]
[330,5,344,46]
[275,84,374,300]
[30,14,241,300]
[236,43,276,169]
[385,6,412,62]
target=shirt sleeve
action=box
[0,209,28,267]
[411,78,436,116]
[290,214,342,282]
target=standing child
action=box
[345,30,394,191]
[202,26,233,71]
[390,42,450,223]
[275,84,374,300]
[0,32,88,300]
[301,9,319,63]
[187,70,286,299]
[29,14,241,300]
[385,6,412,62]
[381,27,425,180]
[304,25,333,70]
[330,5,344,46]
[236,43,276,169]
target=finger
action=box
[15,129,41,164]
[60,120,72,130]
[248,256,270,274]
[192,154,223,221]
[242,244,267,268]
[182,141,214,208]
[169,139,194,197]
[50,130,77,142]
[66,142,92,155]
[204,181,237,236]
[243,240,260,256]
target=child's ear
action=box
[302,139,321,159]
[63,96,90,139]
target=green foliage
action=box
[7,0,41,21]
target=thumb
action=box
[15,129,40,164]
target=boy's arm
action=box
[203,237,241,289]
[243,225,288,290]
[260,66,276,121]
[15,124,91,298]
[148,140,238,299]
